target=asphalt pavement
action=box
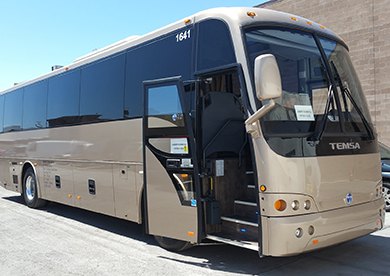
[0,186,389,275]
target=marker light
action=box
[187,231,195,237]
[312,239,319,245]
[184,18,191,24]
[306,21,313,26]
[260,185,267,192]
[290,16,298,21]
[274,199,287,211]
[247,11,256,17]
[180,174,189,179]
[320,25,326,29]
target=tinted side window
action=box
[23,81,48,129]
[0,95,4,133]
[4,89,23,132]
[125,27,193,118]
[147,85,184,128]
[196,19,236,71]
[48,69,80,127]
[80,53,126,121]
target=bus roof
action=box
[1,7,343,94]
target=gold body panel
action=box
[0,119,143,223]
[262,198,383,256]
[252,131,385,256]
[145,148,198,242]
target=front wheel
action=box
[23,167,47,208]
[383,181,390,212]
[154,236,193,252]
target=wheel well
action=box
[21,163,33,194]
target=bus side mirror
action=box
[245,54,282,128]
[254,54,282,101]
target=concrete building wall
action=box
[258,0,390,145]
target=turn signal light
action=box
[260,185,267,192]
[274,199,287,211]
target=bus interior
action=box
[197,69,259,248]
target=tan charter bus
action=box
[0,7,385,257]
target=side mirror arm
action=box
[245,99,276,133]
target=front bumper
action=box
[262,198,385,256]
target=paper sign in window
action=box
[294,105,315,121]
[170,138,189,154]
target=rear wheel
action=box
[383,181,390,212]
[23,167,47,208]
[154,236,192,252]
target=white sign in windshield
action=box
[294,105,315,121]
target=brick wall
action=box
[258,0,390,145]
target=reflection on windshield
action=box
[245,28,330,121]
[245,28,373,135]
[244,28,375,157]
[320,38,373,134]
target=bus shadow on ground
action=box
[2,195,156,246]
[163,233,390,275]
[4,195,389,275]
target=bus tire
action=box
[383,181,390,212]
[22,167,47,209]
[154,236,193,252]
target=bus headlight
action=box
[308,225,315,235]
[262,194,318,216]
[304,200,311,210]
[295,228,303,238]
[291,200,300,210]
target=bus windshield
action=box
[244,28,375,157]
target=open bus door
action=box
[142,77,201,249]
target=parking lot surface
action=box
[0,186,389,275]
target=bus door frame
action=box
[142,76,203,243]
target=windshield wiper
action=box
[309,84,334,142]
[330,61,375,140]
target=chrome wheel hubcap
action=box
[25,176,35,201]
